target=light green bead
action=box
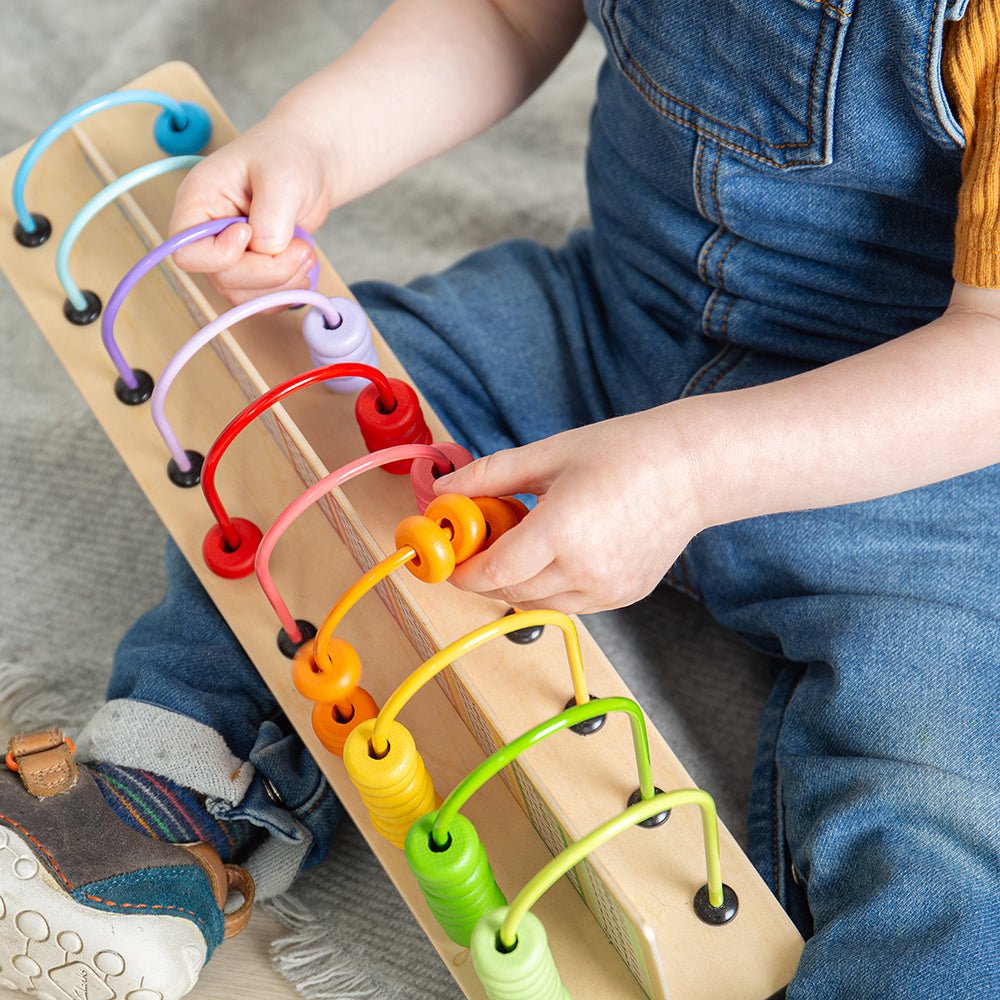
[470,908,571,1000]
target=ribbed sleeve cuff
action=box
[952,224,1000,288]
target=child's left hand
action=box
[432,407,707,614]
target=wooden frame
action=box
[0,63,802,999]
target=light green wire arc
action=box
[498,788,725,949]
[431,697,656,847]
[56,155,202,311]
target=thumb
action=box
[434,442,556,499]
[246,161,303,255]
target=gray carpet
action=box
[0,3,774,997]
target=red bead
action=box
[201,518,264,578]
[354,378,431,475]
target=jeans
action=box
[79,0,1000,995]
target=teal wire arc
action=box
[13,90,210,234]
[56,155,201,312]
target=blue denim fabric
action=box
[108,541,342,875]
[106,0,1000,994]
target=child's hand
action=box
[169,118,334,304]
[432,408,707,614]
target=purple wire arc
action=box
[101,216,321,392]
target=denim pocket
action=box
[597,0,855,169]
[919,0,965,150]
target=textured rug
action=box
[0,3,773,997]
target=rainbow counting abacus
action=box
[0,63,804,999]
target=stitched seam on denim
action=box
[711,141,722,221]
[298,788,328,820]
[680,344,734,398]
[925,0,956,139]
[771,756,782,893]
[603,0,832,151]
[701,345,747,395]
[821,0,850,19]
[692,138,707,218]
[706,237,740,336]
[697,151,724,282]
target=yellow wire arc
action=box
[370,610,592,756]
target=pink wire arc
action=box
[151,289,344,472]
[254,444,454,644]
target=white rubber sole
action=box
[0,825,207,1000]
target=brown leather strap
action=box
[181,842,228,910]
[180,845,255,939]
[222,864,255,939]
[8,729,78,798]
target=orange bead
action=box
[312,687,379,757]
[424,493,487,563]
[394,515,456,582]
[291,637,362,703]
[473,496,529,547]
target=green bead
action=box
[405,811,506,947]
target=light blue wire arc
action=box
[56,155,202,312]
[13,90,192,234]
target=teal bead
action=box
[153,101,212,155]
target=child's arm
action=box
[438,282,1000,613]
[169,0,585,301]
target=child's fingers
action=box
[211,239,315,292]
[208,256,314,308]
[169,157,249,238]
[506,591,589,616]
[434,443,556,499]
[448,509,556,596]
[246,162,305,255]
[172,223,253,273]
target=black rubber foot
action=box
[503,607,544,644]
[13,213,52,247]
[627,786,671,828]
[694,883,739,926]
[114,369,154,405]
[167,449,204,488]
[63,289,102,326]
[565,695,606,735]
[277,620,317,659]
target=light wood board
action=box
[0,63,802,999]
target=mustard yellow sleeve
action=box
[943,0,1000,287]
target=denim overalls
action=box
[77,2,999,996]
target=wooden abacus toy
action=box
[0,63,803,999]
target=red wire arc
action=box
[202,363,397,551]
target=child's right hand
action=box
[169,117,333,305]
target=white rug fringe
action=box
[263,894,381,1000]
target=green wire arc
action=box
[498,787,726,949]
[431,696,656,847]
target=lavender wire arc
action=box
[101,216,321,390]
[151,289,344,473]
